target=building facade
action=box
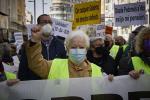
[25,10,33,24]
[49,0,102,21]
[49,0,87,21]
[0,0,26,42]
[0,0,9,41]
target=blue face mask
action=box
[69,49,87,65]
[143,39,150,52]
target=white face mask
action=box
[42,24,52,37]
[69,49,87,65]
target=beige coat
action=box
[25,41,93,79]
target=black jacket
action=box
[118,54,150,75]
[87,50,117,75]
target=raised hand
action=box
[31,25,42,42]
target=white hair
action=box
[65,30,90,48]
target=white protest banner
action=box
[0,75,150,100]
[96,23,105,39]
[14,32,23,44]
[52,18,72,38]
[114,2,147,27]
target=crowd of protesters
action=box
[0,14,150,86]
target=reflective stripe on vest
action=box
[5,72,16,79]
[109,45,119,59]
[48,59,103,79]
[132,56,150,75]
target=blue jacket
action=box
[18,36,67,80]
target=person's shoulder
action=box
[52,36,59,42]
[52,36,64,45]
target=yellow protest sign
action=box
[73,1,101,29]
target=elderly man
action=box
[18,14,67,80]
[104,34,123,72]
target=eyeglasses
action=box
[39,20,52,25]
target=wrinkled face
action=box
[68,36,87,64]
[91,39,106,56]
[38,16,52,26]
[68,36,86,50]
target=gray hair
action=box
[135,27,150,53]
[65,30,90,49]
[90,38,104,47]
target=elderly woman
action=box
[87,38,117,75]
[23,25,109,79]
[119,27,150,79]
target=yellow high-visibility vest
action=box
[48,59,103,79]
[109,45,120,59]
[122,44,128,52]
[132,56,150,75]
[5,72,16,79]
[2,62,17,80]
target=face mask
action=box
[95,46,105,55]
[115,42,121,46]
[143,39,150,52]
[69,49,87,65]
[42,24,52,37]
[104,41,110,47]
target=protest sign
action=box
[14,32,24,53]
[114,2,147,26]
[105,26,113,35]
[96,23,105,39]
[77,25,96,38]
[73,1,101,29]
[0,75,150,100]
[52,19,72,38]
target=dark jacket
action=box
[0,59,6,81]
[87,50,117,75]
[18,36,67,80]
[118,54,150,75]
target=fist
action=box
[31,25,42,42]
